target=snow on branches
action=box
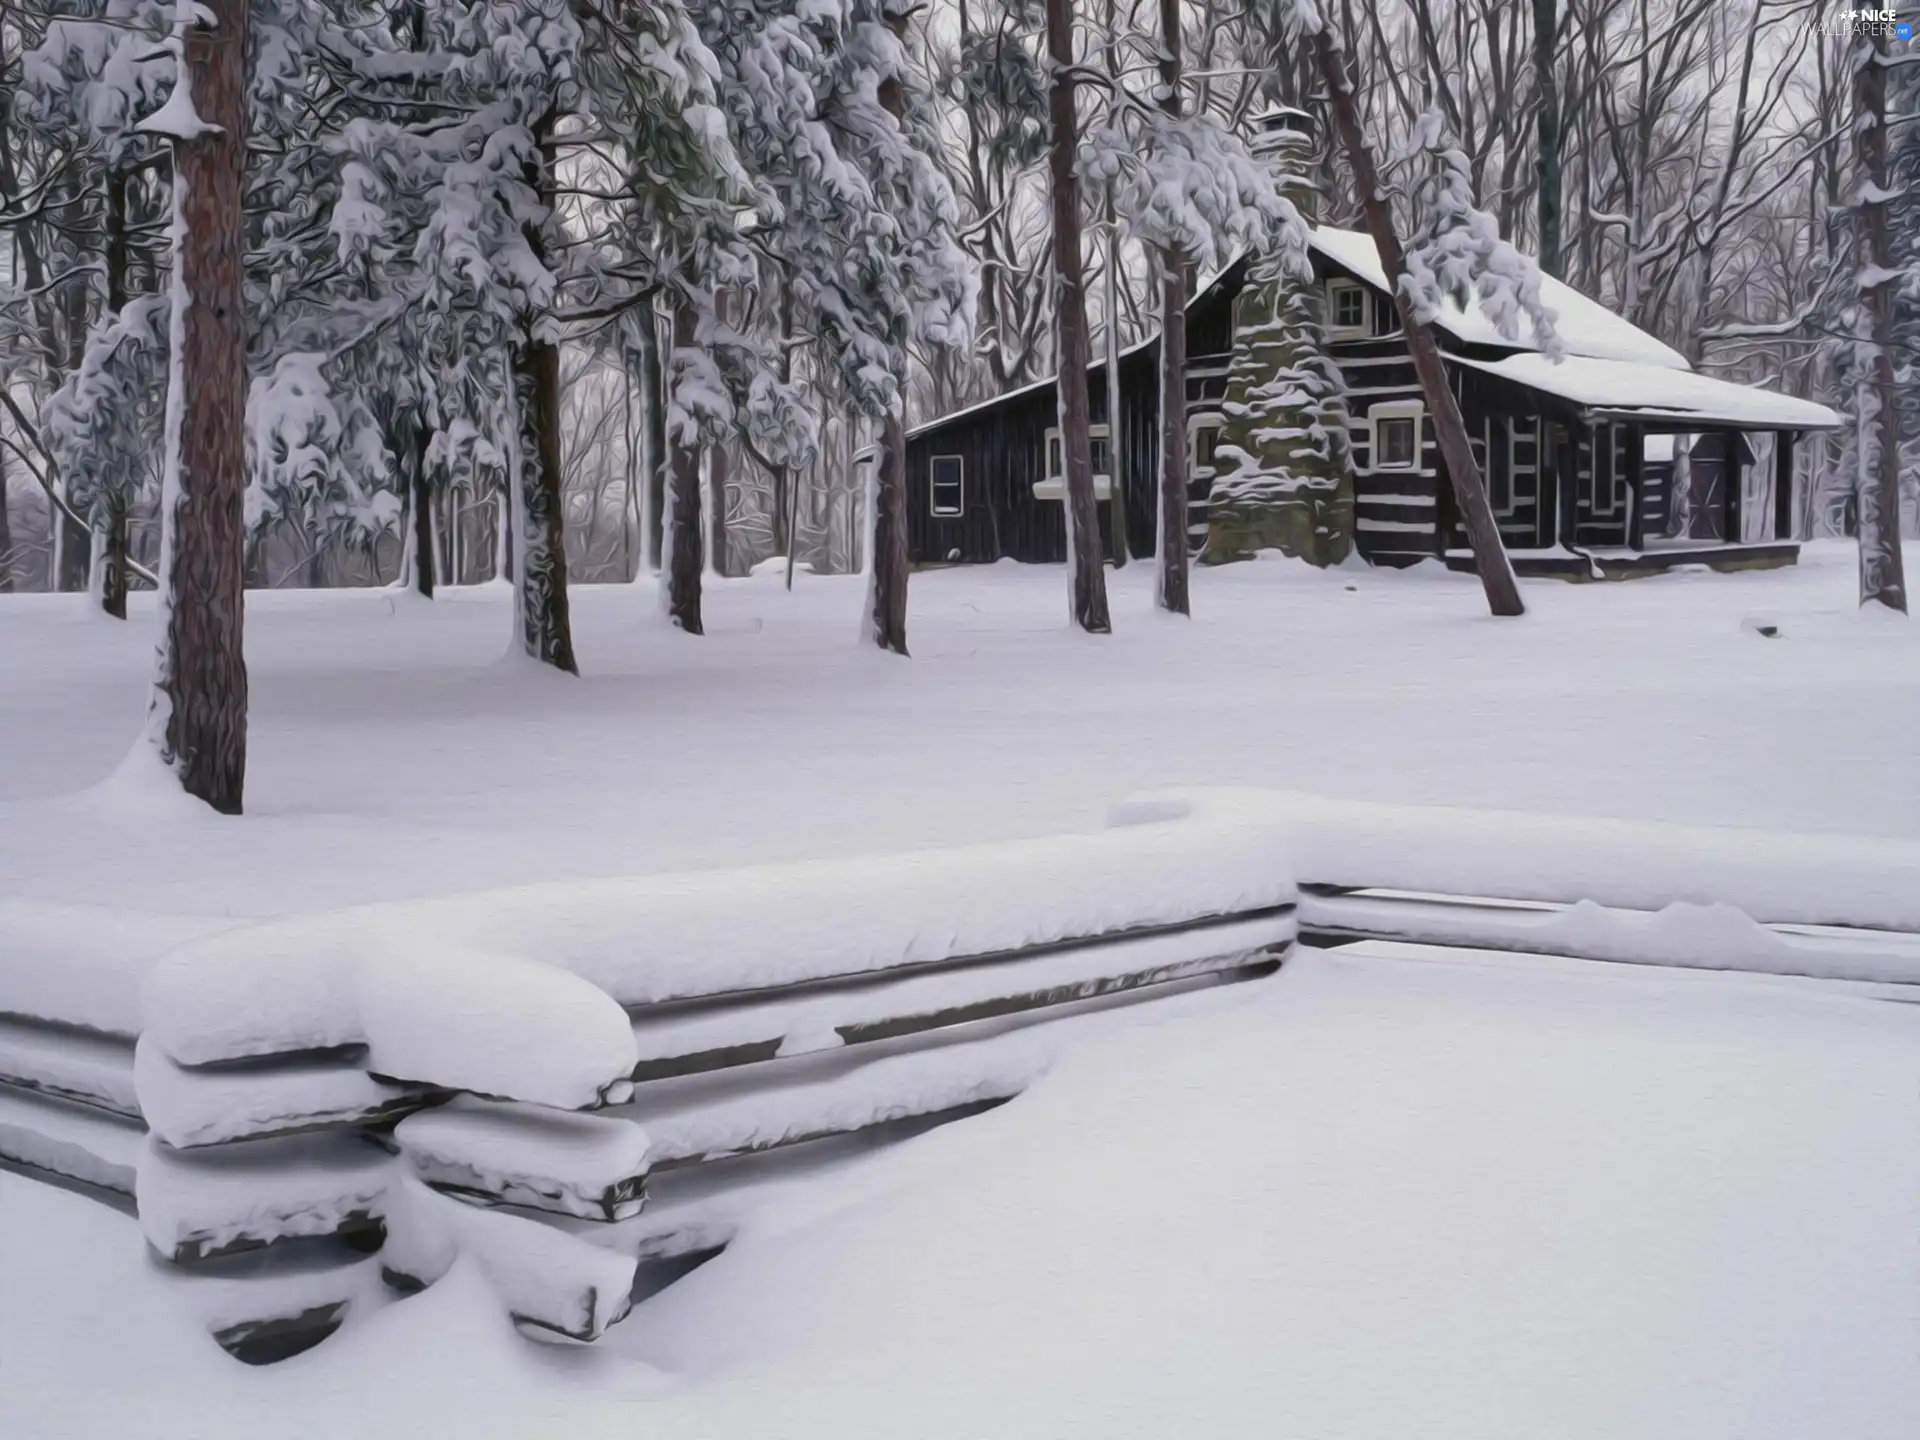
[1399,109,1563,359]
[1085,107,1308,276]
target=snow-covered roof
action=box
[1451,353,1842,430]
[1309,226,1690,370]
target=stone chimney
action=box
[1249,105,1318,224]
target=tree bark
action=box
[1854,29,1908,613]
[637,301,666,572]
[510,335,579,670]
[1158,256,1191,614]
[99,493,129,619]
[0,444,13,593]
[1044,0,1112,632]
[869,413,911,653]
[509,115,578,669]
[1313,27,1525,617]
[148,0,251,813]
[665,298,704,634]
[868,3,914,653]
[1154,0,1189,614]
[410,420,435,598]
[709,290,732,578]
[1531,0,1562,278]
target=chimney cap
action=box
[1251,105,1315,141]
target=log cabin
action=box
[894,127,1841,579]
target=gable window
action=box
[930,455,964,517]
[1328,281,1368,337]
[1370,401,1422,471]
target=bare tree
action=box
[1044,0,1113,631]
[1307,8,1525,617]
[1852,23,1906,612]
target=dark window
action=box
[1487,420,1512,512]
[1376,415,1418,469]
[1192,423,1222,473]
[1047,428,1110,477]
[1331,284,1366,330]
[930,455,963,517]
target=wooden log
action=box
[397,1174,638,1342]
[134,1037,440,1149]
[1298,889,1920,986]
[0,1085,142,1201]
[625,912,1294,1082]
[0,1018,140,1120]
[618,955,1279,1171]
[396,1099,649,1222]
[137,1133,396,1265]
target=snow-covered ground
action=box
[3,544,1917,920]
[5,948,1917,1439]
[3,544,1918,1436]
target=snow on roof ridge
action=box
[1307,225,1691,371]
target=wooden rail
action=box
[13,793,1917,1366]
[0,892,1293,1363]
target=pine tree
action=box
[1206,245,1355,566]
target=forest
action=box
[0,0,1913,809]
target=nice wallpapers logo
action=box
[1818,8,1916,37]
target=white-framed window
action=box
[1369,400,1423,471]
[1044,424,1111,480]
[1189,413,1226,476]
[929,454,964,517]
[1327,281,1369,338]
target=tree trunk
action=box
[665,298,704,634]
[868,414,911,653]
[1531,0,1561,277]
[509,115,578,670]
[1854,28,1908,613]
[0,445,13,593]
[1104,193,1127,569]
[1313,27,1525,618]
[410,421,435,598]
[1154,0,1188,614]
[510,334,579,670]
[639,302,666,572]
[56,484,89,592]
[148,0,251,813]
[868,5,914,653]
[709,290,732,578]
[1044,0,1112,632]
[99,494,129,619]
[1158,256,1191,614]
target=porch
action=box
[1444,540,1802,581]
[1441,351,1842,577]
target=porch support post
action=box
[1537,420,1561,548]
[1721,430,1743,543]
[1625,423,1646,550]
[1773,431,1796,541]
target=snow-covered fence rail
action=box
[0,805,1296,1364]
[17,792,1915,1367]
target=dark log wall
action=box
[904,250,1784,571]
[905,261,1244,565]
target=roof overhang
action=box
[1450,352,1842,431]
